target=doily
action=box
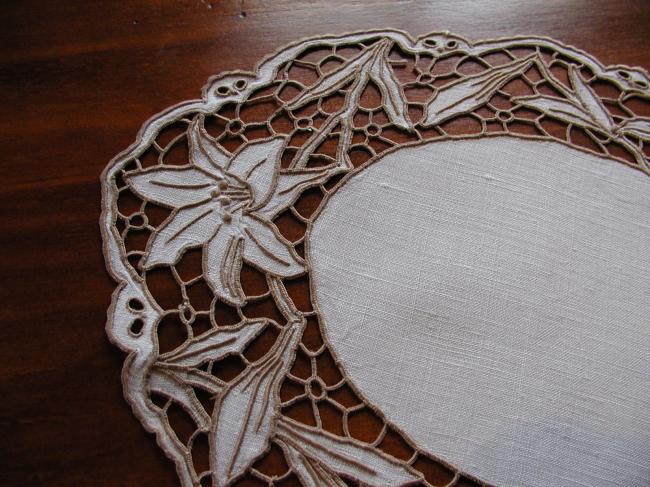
[100,30,650,487]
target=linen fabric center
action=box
[309,137,650,487]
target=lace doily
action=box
[100,30,650,487]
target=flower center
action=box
[211,179,251,206]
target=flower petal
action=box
[226,137,285,208]
[144,203,222,267]
[127,167,217,208]
[257,167,339,219]
[241,214,305,276]
[188,116,230,176]
[204,221,247,306]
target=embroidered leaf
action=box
[275,418,422,486]
[204,221,246,306]
[268,276,303,323]
[617,117,650,140]
[210,321,304,487]
[423,54,536,126]
[288,40,411,129]
[241,214,305,277]
[226,136,285,208]
[288,48,375,110]
[149,368,214,431]
[144,203,223,268]
[513,94,600,129]
[517,63,614,133]
[368,42,412,130]
[278,439,347,487]
[289,40,413,168]
[568,65,613,131]
[161,319,268,367]
[188,116,230,175]
[126,166,217,209]
[161,367,225,394]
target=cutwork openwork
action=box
[100,30,650,487]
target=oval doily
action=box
[100,29,650,487]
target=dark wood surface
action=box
[2,1,650,486]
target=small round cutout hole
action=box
[179,304,196,325]
[496,110,514,123]
[366,124,381,137]
[307,378,326,400]
[129,318,144,336]
[128,298,145,311]
[227,119,243,134]
[129,214,146,228]
[296,118,312,129]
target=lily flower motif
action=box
[126,116,326,306]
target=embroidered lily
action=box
[126,116,321,305]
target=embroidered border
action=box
[100,29,650,487]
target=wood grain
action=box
[1,1,649,486]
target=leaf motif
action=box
[126,166,217,209]
[267,276,302,323]
[617,117,650,141]
[161,319,268,367]
[423,54,536,126]
[278,439,347,487]
[568,65,613,131]
[210,320,304,487]
[161,367,225,394]
[368,42,412,130]
[149,368,215,431]
[257,167,341,219]
[241,214,305,277]
[287,48,375,110]
[275,418,422,486]
[513,94,600,129]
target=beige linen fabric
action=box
[309,137,650,487]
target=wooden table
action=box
[3,1,649,485]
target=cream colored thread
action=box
[100,29,650,487]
